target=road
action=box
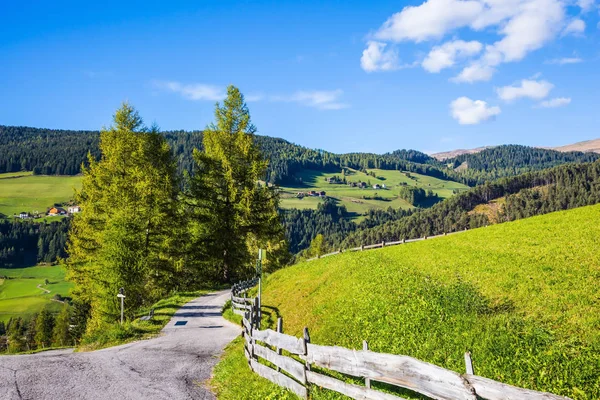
[0,290,240,400]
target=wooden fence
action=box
[306,229,469,262]
[231,279,571,400]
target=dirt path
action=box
[0,290,240,400]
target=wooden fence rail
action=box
[305,230,467,262]
[230,278,572,400]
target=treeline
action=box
[398,186,439,206]
[0,219,69,268]
[338,160,600,248]
[446,145,600,185]
[0,125,460,186]
[0,303,88,353]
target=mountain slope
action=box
[257,204,600,399]
[551,138,600,154]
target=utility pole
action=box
[117,287,125,325]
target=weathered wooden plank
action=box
[232,295,253,304]
[253,343,306,383]
[304,344,477,400]
[233,302,252,311]
[306,370,405,400]
[251,359,307,399]
[244,344,252,361]
[252,329,306,355]
[363,243,383,250]
[465,375,572,400]
[385,240,403,246]
[233,309,245,316]
[242,316,252,334]
[464,352,474,375]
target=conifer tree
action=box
[67,103,182,331]
[187,86,286,283]
[34,308,54,348]
[53,304,71,347]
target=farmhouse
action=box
[48,207,67,216]
[18,212,31,219]
[68,206,81,214]
[373,184,381,189]
[319,191,326,197]
[358,182,367,188]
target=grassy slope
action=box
[0,265,73,323]
[215,204,600,400]
[279,169,469,220]
[0,172,82,217]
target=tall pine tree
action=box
[66,103,182,332]
[187,86,286,283]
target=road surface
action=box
[0,290,240,400]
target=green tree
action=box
[35,307,55,348]
[187,86,285,283]
[25,315,37,351]
[66,103,182,332]
[53,304,71,347]
[7,317,25,353]
[308,234,328,258]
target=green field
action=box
[0,172,82,217]
[215,204,600,399]
[0,265,73,323]
[279,168,469,219]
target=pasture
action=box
[0,265,73,323]
[278,168,468,219]
[0,172,82,218]
[216,204,600,399]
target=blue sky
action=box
[1,0,599,154]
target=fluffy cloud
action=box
[374,0,483,42]
[546,57,583,64]
[422,40,483,73]
[361,41,399,72]
[271,90,349,110]
[496,79,554,101]
[450,97,501,124]
[153,81,226,101]
[563,19,586,36]
[578,0,596,12]
[366,0,573,81]
[538,97,572,108]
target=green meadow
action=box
[215,204,600,400]
[279,168,469,219]
[0,172,82,217]
[0,265,73,323]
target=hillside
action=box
[430,146,493,161]
[551,138,600,154]
[229,204,600,399]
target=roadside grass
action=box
[78,290,208,351]
[214,204,600,400]
[0,265,73,323]
[279,168,468,221]
[0,172,82,217]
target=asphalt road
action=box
[0,290,240,400]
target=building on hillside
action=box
[48,207,67,216]
[308,190,317,196]
[373,184,381,190]
[348,182,358,187]
[319,191,326,197]
[68,206,81,214]
[18,212,31,219]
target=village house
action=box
[48,207,67,216]
[68,206,81,214]
[373,184,381,190]
[359,182,367,188]
[319,191,326,197]
[18,212,31,219]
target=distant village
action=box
[295,176,387,198]
[16,205,81,220]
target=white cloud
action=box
[563,19,586,36]
[367,0,574,81]
[538,97,572,108]
[450,97,501,125]
[245,93,265,102]
[422,40,483,73]
[578,0,596,12]
[496,79,554,101]
[374,0,484,42]
[153,81,226,101]
[271,90,349,110]
[361,41,399,72]
[546,57,583,64]
[451,62,496,83]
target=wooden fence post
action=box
[464,351,474,375]
[363,340,371,389]
[276,318,283,372]
[381,240,385,247]
[402,238,406,244]
[254,297,260,329]
[360,245,364,251]
[303,327,311,372]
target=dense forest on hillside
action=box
[446,145,600,185]
[0,219,68,268]
[0,125,450,185]
[340,160,600,248]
